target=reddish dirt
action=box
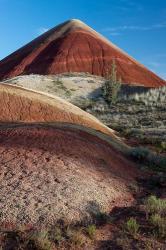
[0,84,115,136]
[0,19,165,87]
[0,124,139,225]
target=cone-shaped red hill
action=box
[0,19,165,87]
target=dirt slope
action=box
[0,124,138,225]
[0,19,165,87]
[0,83,114,136]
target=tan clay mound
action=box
[0,84,114,136]
[0,124,138,225]
[0,19,165,87]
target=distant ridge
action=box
[0,19,165,87]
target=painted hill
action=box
[0,19,165,87]
[0,123,138,225]
[0,83,139,225]
[0,83,115,136]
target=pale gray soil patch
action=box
[2,73,104,104]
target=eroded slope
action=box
[0,84,114,136]
[0,124,138,225]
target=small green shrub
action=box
[144,195,159,217]
[126,218,139,236]
[130,146,166,172]
[55,79,64,88]
[150,213,162,226]
[161,141,166,150]
[86,224,96,239]
[65,90,72,97]
[115,235,132,250]
[70,230,84,247]
[156,141,166,153]
[31,230,52,250]
[130,147,150,161]
[150,214,166,238]
[95,212,112,225]
[102,60,121,104]
[76,98,95,110]
[53,226,63,244]
[144,195,166,218]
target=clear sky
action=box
[0,0,166,79]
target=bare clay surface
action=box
[0,84,115,136]
[0,126,137,226]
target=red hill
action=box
[0,19,165,87]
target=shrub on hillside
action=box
[144,195,166,218]
[129,146,166,172]
[143,195,166,239]
[102,60,121,104]
[130,147,150,161]
[120,86,166,106]
[125,218,139,236]
[86,224,96,239]
[30,229,52,250]
[150,214,166,238]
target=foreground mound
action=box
[0,124,138,226]
[0,84,113,136]
[0,19,165,87]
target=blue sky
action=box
[0,0,166,79]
